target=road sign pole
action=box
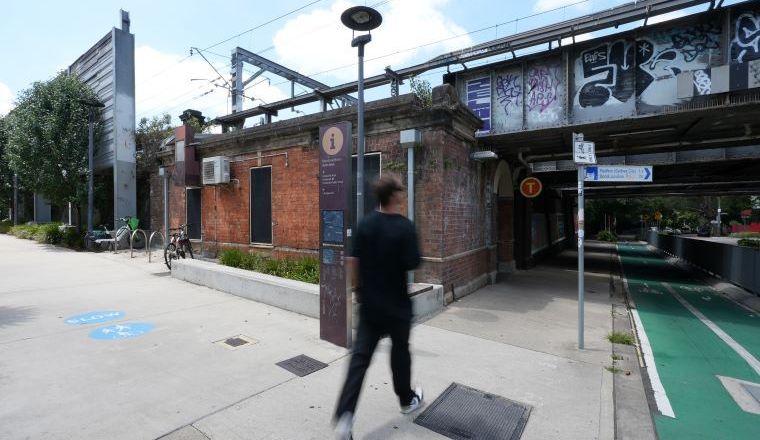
[577,165,585,350]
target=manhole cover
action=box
[414,383,531,440]
[214,335,257,350]
[276,354,328,377]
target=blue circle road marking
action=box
[89,323,154,340]
[64,311,125,325]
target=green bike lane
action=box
[617,243,760,440]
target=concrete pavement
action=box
[0,234,615,439]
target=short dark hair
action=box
[374,174,405,207]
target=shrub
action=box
[218,248,319,284]
[9,224,40,240]
[596,230,618,242]
[61,227,82,249]
[730,232,760,239]
[35,223,63,244]
[737,238,760,249]
[219,248,245,268]
[0,219,12,234]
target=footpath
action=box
[0,234,618,440]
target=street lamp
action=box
[341,5,382,225]
[78,98,105,232]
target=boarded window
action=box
[250,167,272,244]
[186,188,202,240]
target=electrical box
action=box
[202,156,230,185]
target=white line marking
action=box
[617,245,676,418]
[663,282,760,377]
[630,308,676,418]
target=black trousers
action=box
[335,314,415,419]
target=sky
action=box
[0,0,747,126]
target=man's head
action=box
[374,174,405,213]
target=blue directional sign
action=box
[65,311,125,325]
[89,323,154,340]
[584,165,653,182]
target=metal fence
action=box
[647,232,759,297]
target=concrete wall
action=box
[647,231,759,296]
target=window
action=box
[350,153,381,232]
[186,188,202,240]
[250,167,272,244]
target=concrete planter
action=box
[171,259,444,321]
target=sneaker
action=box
[334,412,353,440]
[400,386,424,414]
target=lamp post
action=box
[78,99,105,232]
[341,6,382,225]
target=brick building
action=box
[152,85,529,300]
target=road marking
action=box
[630,308,676,418]
[663,283,760,376]
[616,245,675,418]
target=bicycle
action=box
[83,224,113,252]
[164,224,194,269]
[115,216,145,250]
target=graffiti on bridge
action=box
[526,66,560,113]
[732,12,760,63]
[495,73,522,114]
[577,40,635,107]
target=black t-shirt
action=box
[352,211,421,320]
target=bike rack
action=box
[130,229,148,259]
[147,231,165,263]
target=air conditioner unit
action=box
[202,156,230,185]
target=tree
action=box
[0,117,14,217]
[135,113,173,177]
[4,73,101,210]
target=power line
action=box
[135,0,326,89]
[200,0,326,52]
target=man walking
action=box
[334,174,423,440]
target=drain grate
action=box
[276,354,328,377]
[414,383,531,440]
[214,334,257,350]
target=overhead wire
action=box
[138,0,598,119]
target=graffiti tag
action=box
[693,69,712,95]
[577,41,635,107]
[733,12,760,63]
[526,67,560,113]
[495,73,522,113]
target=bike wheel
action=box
[164,243,177,269]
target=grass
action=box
[596,230,618,242]
[605,366,623,374]
[611,354,623,361]
[607,331,635,345]
[218,248,319,284]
